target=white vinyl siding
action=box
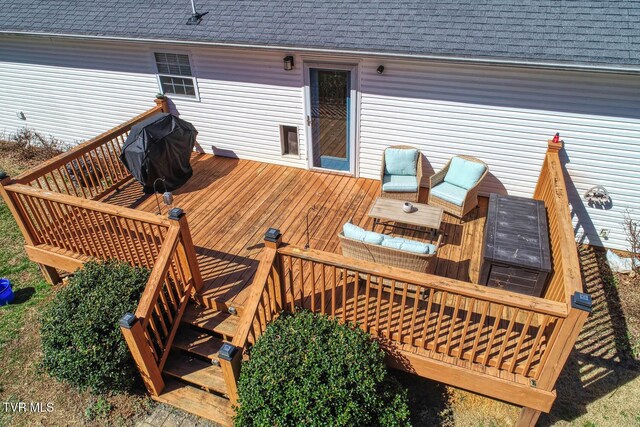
[0,36,307,168]
[1,35,638,251]
[358,59,640,250]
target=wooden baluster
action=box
[310,261,316,312]
[482,304,505,366]
[469,301,490,363]
[298,258,304,309]
[0,175,60,284]
[432,291,449,353]
[445,295,463,355]
[458,298,476,359]
[496,308,519,369]
[509,311,534,373]
[385,280,396,338]
[374,275,384,334]
[353,271,360,323]
[420,288,435,348]
[320,264,326,315]
[331,265,337,318]
[342,268,348,323]
[397,282,409,343]
[363,274,371,331]
[408,285,421,346]
[521,316,551,376]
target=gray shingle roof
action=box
[1,1,639,69]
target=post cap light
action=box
[571,292,593,313]
[218,342,239,361]
[119,313,137,329]
[265,228,282,242]
[168,207,185,220]
[376,65,385,74]
[283,55,294,71]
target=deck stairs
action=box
[152,303,239,426]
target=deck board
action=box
[103,154,488,309]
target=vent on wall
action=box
[280,125,299,156]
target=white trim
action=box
[3,31,640,75]
[151,49,201,101]
[303,61,359,175]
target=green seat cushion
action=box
[381,236,435,254]
[444,157,486,190]
[430,182,467,206]
[342,222,385,245]
[382,174,418,192]
[384,148,418,176]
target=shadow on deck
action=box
[104,153,487,309]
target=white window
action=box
[154,52,198,98]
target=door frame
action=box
[303,62,359,175]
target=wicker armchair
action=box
[338,232,442,274]
[380,145,423,202]
[428,155,488,218]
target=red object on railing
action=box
[552,133,560,144]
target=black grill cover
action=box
[120,113,197,194]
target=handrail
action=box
[136,226,181,324]
[5,183,171,227]
[533,141,583,303]
[121,212,202,396]
[231,245,279,348]
[14,104,164,184]
[278,245,568,317]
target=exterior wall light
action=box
[284,56,294,71]
[377,65,385,74]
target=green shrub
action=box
[41,260,149,393]
[235,310,411,427]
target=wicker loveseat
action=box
[338,223,442,273]
[428,155,488,218]
[380,145,423,202]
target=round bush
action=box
[41,260,149,393]
[235,310,410,427]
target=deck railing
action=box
[224,141,589,426]
[0,100,169,283]
[120,209,203,396]
[12,102,165,200]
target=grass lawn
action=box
[398,245,640,427]
[0,155,153,427]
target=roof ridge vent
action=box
[187,0,208,25]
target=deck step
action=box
[173,327,225,361]
[153,379,233,427]
[182,304,238,339]
[163,352,227,396]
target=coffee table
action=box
[368,197,443,236]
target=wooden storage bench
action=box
[480,193,551,297]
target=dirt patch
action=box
[400,244,640,426]
[0,130,67,176]
[0,305,153,427]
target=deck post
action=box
[264,228,284,310]
[517,407,542,427]
[168,208,203,293]
[0,173,60,284]
[218,342,242,406]
[119,313,165,396]
[154,96,169,113]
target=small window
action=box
[154,52,198,98]
[280,125,299,156]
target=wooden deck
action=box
[103,153,488,310]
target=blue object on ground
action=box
[0,278,14,306]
